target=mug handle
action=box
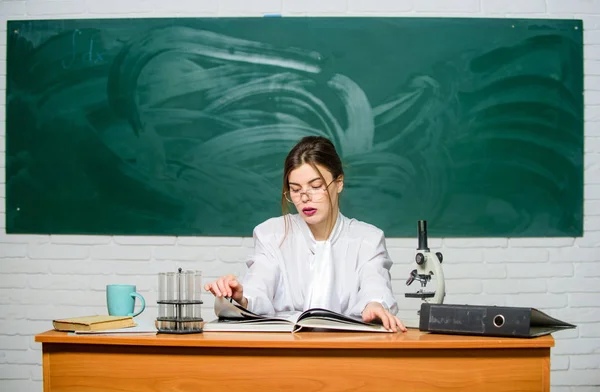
[129,292,146,317]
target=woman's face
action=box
[287,163,343,229]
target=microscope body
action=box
[405,220,446,305]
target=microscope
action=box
[405,220,445,323]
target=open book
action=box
[203,297,391,333]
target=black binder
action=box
[419,303,576,338]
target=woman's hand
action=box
[362,302,407,332]
[204,274,247,307]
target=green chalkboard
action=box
[5,17,584,237]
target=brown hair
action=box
[280,136,344,242]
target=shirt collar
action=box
[291,211,345,254]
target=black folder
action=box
[419,303,576,338]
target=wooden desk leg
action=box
[542,348,551,392]
[42,346,51,392]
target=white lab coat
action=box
[241,212,398,318]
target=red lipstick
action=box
[302,207,317,216]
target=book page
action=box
[295,308,389,332]
[214,297,295,323]
[214,297,261,319]
[298,308,375,326]
[274,311,303,323]
[295,318,390,333]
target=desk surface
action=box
[35,329,554,350]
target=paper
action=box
[72,320,157,335]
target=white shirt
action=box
[241,212,398,318]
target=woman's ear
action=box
[336,175,344,193]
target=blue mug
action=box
[106,284,146,317]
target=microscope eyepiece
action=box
[417,220,430,251]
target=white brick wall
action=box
[1,0,599,391]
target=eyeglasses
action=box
[284,180,337,203]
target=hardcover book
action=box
[53,315,136,332]
[203,297,390,333]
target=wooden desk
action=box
[35,329,553,392]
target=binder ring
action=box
[493,314,505,328]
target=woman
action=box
[204,136,406,332]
